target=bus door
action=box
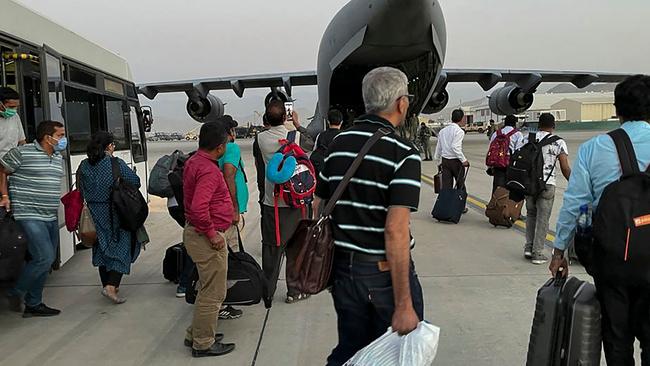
[128,102,148,199]
[41,45,75,267]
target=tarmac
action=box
[0,131,636,365]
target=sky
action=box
[13,0,650,132]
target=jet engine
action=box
[264,90,290,107]
[422,89,449,114]
[488,85,534,116]
[186,94,224,123]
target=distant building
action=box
[431,92,615,124]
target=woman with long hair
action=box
[78,131,142,304]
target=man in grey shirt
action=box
[0,87,26,157]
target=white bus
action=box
[1,0,152,267]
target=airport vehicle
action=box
[137,0,630,136]
[1,0,152,266]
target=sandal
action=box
[285,293,311,304]
[101,288,127,304]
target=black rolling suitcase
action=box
[526,275,602,366]
[0,210,28,282]
[162,243,186,284]
[431,168,468,224]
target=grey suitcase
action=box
[526,275,602,366]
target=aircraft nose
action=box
[365,0,434,46]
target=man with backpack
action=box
[257,100,315,306]
[550,75,650,365]
[310,109,343,174]
[510,113,571,264]
[487,115,524,193]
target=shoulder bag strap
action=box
[608,129,640,177]
[322,128,391,217]
[110,157,122,182]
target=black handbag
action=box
[110,157,148,232]
[186,229,266,306]
[0,209,28,282]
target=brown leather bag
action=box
[433,164,443,194]
[286,128,391,295]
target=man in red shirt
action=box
[182,122,236,357]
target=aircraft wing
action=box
[137,71,317,100]
[137,68,630,100]
[441,69,631,91]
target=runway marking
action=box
[421,174,556,243]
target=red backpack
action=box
[486,129,518,168]
[267,131,316,246]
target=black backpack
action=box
[506,133,561,197]
[110,158,149,232]
[589,129,650,284]
[186,232,266,307]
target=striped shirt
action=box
[0,141,64,221]
[315,115,421,255]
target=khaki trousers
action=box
[183,225,229,350]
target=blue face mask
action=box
[52,136,68,152]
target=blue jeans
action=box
[9,220,59,307]
[326,254,425,366]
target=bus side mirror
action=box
[142,106,153,132]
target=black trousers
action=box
[492,167,507,194]
[261,205,303,306]
[98,266,123,287]
[596,279,650,365]
[441,158,466,191]
[326,254,424,366]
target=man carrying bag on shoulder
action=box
[313,67,424,366]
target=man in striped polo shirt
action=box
[1,120,66,317]
[315,67,424,365]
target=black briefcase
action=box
[526,275,602,366]
[0,209,28,282]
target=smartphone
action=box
[285,102,294,122]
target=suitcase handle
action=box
[553,268,567,287]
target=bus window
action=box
[20,56,44,141]
[105,96,128,150]
[69,65,96,88]
[128,105,145,163]
[1,47,19,88]
[64,86,102,154]
[45,53,64,122]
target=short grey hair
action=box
[362,67,409,114]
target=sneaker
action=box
[184,333,224,347]
[524,246,533,260]
[192,342,236,357]
[285,293,311,304]
[219,305,243,319]
[531,254,549,265]
[6,293,23,313]
[176,286,186,298]
[23,303,61,318]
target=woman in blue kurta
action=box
[79,132,141,304]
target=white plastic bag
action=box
[344,321,441,366]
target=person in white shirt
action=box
[488,115,525,192]
[0,87,26,158]
[434,109,469,211]
[523,113,571,264]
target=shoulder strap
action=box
[505,129,518,138]
[608,129,640,177]
[496,129,503,137]
[287,130,297,143]
[322,128,391,216]
[111,157,122,181]
[538,134,561,147]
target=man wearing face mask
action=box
[1,120,66,317]
[0,87,26,158]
